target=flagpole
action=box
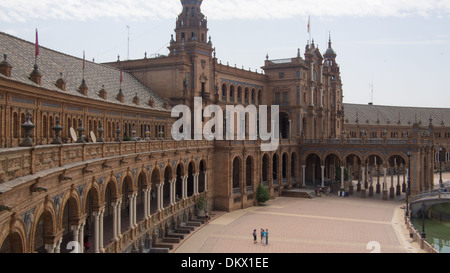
[35,29,39,66]
[82,50,85,82]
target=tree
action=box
[256,183,270,204]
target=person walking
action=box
[260,228,264,245]
[253,229,257,244]
[265,228,269,245]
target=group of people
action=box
[314,186,330,197]
[253,228,269,245]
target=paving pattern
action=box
[174,193,425,253]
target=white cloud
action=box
[1,0,450,22]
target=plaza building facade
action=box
[0,0,437,253]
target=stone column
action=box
[183,175,188,200]
[44,242,55,253]
[302,165,306,187]
[321,166,325,187]
[55,238,62,253]
[99,209,104,252]
[194,173,199,196]
[78,222,85,253]
[204,171,208,192]
[156,184,162,211]
[170,178,176,205]
[112,202,118,241]
[128,194,134,229]
[340,166,345,191]
[390,167,395,198]
[361,167,366,198]
[143,189,149,219]
[71,224,80,246]
[117,200,122,238]
[93,210,100,253]
[382,167,388,200]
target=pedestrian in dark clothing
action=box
[253,229,257,244]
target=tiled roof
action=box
[0,32,168,111]
[344,103,450,127]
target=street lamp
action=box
[439,146,443,187]
[406,151,411,217]
[421,202,427,239]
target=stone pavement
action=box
[173,193,425,253]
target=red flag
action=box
[307,16,310,34]
[35,29,39,58]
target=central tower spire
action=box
[169,0,209,56]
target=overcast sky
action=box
[1,0,450,108]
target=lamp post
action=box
[439,146,443,187]
[406,151,411,217]
[421,202,427,239]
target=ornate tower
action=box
[169,0,212,56]
[168,0,214,103]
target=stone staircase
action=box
[146,211,225,253]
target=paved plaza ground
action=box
[173,172,450,253]
[174,194,422,253]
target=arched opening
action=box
[60,196,79,253]
[0,232,23,253]
[199,160,206,193]
[245,156,253,188]
[136,172,147,223]
[150,168,161,214]
[262,154,269,183]
[305,153,321,185]
[33,210,54,253]
[163,166,172,208]
[273,153,279,183]
[237,86,242,103]
[187,162,194,197]
[233,157,241,190]
[291,152,297,183]
[221,83,227,101]
[121,175,133,231]
[229,85,235,102]
[282,153,288,182]
[279,112,290,139]
[176,164,184,201]
[84,186,100,253]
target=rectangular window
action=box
[275,92,280,105]
[283,92,289,105]
[296,86,300,105]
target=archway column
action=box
[361,166,366,198]
[382,167,388,200]
[302,165,306,187]
[143,189,150,219]
[156,184,162,212]
[321,166,325,187]
[170,178,176,205]
[111,201,119,241]
[182,175,188,200]
[340,166,344,191]
[194,173,199,196]
[204,171,208,192]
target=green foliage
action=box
[197,196,206,210]
[256,183,270,204]
[335,166,349,181]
